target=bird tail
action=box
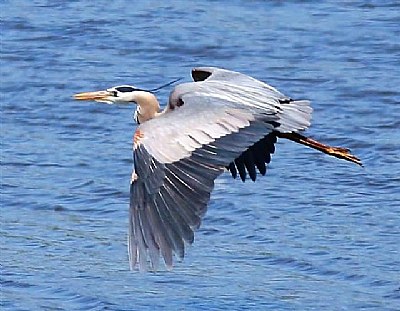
[276,132,362,166]
[277,100,313,133]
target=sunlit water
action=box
[1,1,399,310]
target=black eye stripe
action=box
[115,86,136,92]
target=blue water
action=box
[1,1,399,310]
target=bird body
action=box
[74,67,361,271]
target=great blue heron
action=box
[74,67,361,271]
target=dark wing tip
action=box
[191,68,213,82]
[227,133,277,182]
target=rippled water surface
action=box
[1,1,400,310]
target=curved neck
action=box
[133,91,160,123]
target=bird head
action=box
[74,85,142,104]
[74,78,182,105]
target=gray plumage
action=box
[129,67,311,271]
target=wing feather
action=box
[162,180,202,228]
[153,194,185,259]
[145,202,173,268]
[137,208,159,269]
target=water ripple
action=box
[1,1,399,310]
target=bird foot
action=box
[323,146,362,166]
[277,132,362,166]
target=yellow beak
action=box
[73,90,111,101]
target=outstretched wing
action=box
[129,67,312,271]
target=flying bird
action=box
[74,67,361,271]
